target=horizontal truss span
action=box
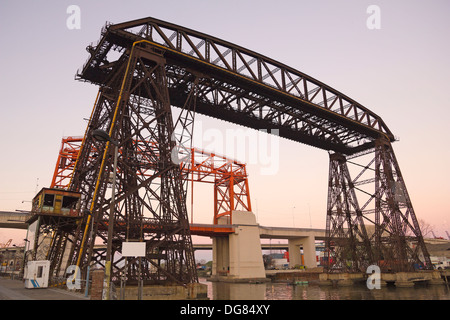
[77,17,394,155]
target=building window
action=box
[37,266,43,278]
[43,194,55,207]
[62,196,79,209]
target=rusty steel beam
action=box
[77,17,394,155]
[325,139,432,273]
[67,45,199,286]
[50,137,251,229]
[34,17,429,283]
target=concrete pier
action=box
[209,211,326,282]
[288,236,316,269]
[258,226,325,270]
[119,283,208,300]
[211,211,268,282]
[318,272,365,286]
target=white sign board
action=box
[122,242,146,257]
[26,220,39,251]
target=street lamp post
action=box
[92,129,119,300]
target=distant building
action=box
[0,246,24,277]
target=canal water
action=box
[199,278,450,300]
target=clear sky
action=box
[1,0,450,247]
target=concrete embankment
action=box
[265,267,324,284]
[265,268,450,288]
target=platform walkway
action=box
[0,278,89,300]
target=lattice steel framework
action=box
[50,137,83,189]
[325,139,432,272]
[68,44,199,285]
[325,153,373,273]
[41,16,431,282]
[185,148,251,225]
[50,137,251,227]
[45,136,251,282]
[78,17,395,155]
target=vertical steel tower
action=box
[67,43,198,286]
[325,138,432,272]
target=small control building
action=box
[24,188,83,282]
[32,188,81,216]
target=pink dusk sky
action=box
[1,0,449,246]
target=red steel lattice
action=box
[50,137,251,226]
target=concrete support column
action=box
[288,236,317,269]
[228,211,266,280]
[211,236,229,277]
[211,211,266,281]
[288,239,302,267]
[302,235,317,269]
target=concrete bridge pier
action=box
[288,236,316,269]
[211,211,267,282]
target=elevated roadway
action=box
[0,212,325,240]
[259,226,325,240]
[0,211,31,230]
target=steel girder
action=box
[77,17,394,155]
[67,45,198,286]
[50,137,83,189]
[47,134,252,283]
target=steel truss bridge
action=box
[27,17,431,289]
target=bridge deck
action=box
[77,17,394,155]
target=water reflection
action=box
[199,278,450,300]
